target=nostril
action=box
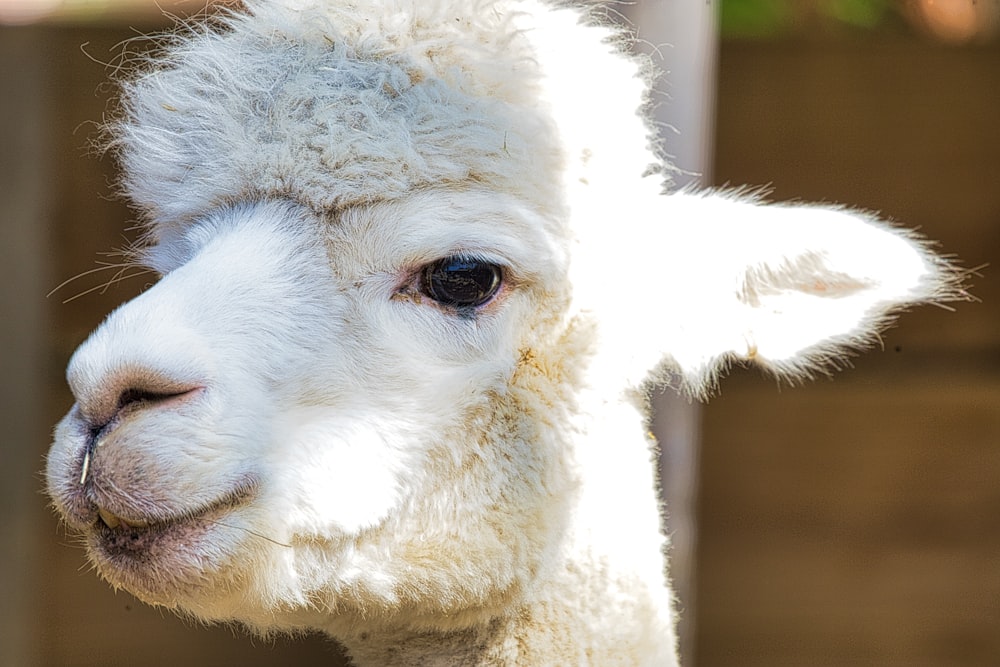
[115,387,195,415]
[71,368,203,430]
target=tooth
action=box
[96,508,152,530]
[98,507,121,529]
[79,450,91,486]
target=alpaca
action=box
[45,1,958,665]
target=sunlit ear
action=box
[576,190,958,396]
[663,191,960,392]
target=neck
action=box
[337,390,680,665]
[337,404,679,666]
[338,557,678,666]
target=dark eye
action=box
[421,256,503,308]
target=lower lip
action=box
[85,504,238,600]
[92,512,215,560]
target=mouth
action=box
[83,482,258,597]
[91,492,240,555]
[91,509,220,570]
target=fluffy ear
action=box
[575,190,958,396]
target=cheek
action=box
[266,411,411,537]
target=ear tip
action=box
[917,246,978,305]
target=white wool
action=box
[116,0,569,230]
[46,1,959,665]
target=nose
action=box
[66,295,207,430]
[69,361,202,431]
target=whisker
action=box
[60,271,153,304]
[206,518,293,548]
[46,262,134,298]
[100,264,139,295]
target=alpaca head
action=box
[46,0,955,644]
[48,190,576,630]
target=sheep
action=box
[44,1,959,665]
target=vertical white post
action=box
[624,2,719,664]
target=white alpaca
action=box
[45,1,957,665]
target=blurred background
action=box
[1,0,997,665]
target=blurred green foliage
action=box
[720,0,893,37]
